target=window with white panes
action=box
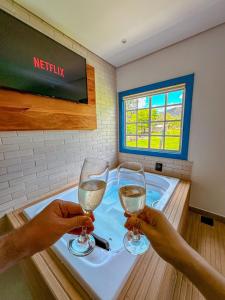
[119,74,194,160]
[125,86,184,152]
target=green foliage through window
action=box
[124,89,184,152]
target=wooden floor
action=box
[164,211,225,300]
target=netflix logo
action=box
[33,57,64,78]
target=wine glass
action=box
[68,158,109,256]
[118,161,150,255]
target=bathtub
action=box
[24,169,179,300]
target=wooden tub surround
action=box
[6,179,191,300]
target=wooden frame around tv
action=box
[0,64,96,130]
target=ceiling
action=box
[15,0,225,67]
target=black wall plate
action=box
[155,162,163,172]
[201,216,214,226]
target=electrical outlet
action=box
[155,162,163,172]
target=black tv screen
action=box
[0,9,88,103]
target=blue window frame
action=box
[118,74,194,160]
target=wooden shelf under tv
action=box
[0,64,96,130]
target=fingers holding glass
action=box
[68,158,109,256]
[118,162,150,255]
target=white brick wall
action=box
[0,0,118,216]
[119,153,192,180]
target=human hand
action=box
[124,206,188,265]
[125,206,225,300]
[21,200,94,256]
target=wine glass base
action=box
[68,235,95,257]
[124,231,150,255]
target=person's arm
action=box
[0,200,94,273]
[125,206,225,300]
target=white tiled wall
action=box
[119,153,192,180]
[0,0,117,216]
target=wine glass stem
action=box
[132,227,141,241]
[78,226,88,243]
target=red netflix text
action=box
[33,57,64,78]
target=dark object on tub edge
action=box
[92,233,110,251]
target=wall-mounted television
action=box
[0,9,88,103]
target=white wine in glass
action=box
[119,185,146,214]
[118,162,150,255]
[79,179,107,212]
[68,158,109,256]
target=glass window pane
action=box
[137,136,149,148]
[151,107,165,121]
[126,124,136,135]
[151,93,166,107]
[137,123,149,135]
[137,109,149,122]
[150,136,164,149]
[126,110,136,123]
[126,136,136,147]
[167,90,184,105]
[165,121,181,136]
[164,137,180,151]
[166,105,182,120]
[138,97,149,109]
[126,99,137,110]
[151,122,164,135]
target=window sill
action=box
[119,146,188,160]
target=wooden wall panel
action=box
[0,64,96,130]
